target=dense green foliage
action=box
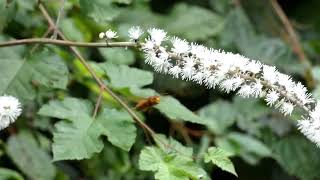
[1,0,320,179]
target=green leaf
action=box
[38,97,136,160]
[139,146,207,180]
[116,8,164,30]
[216,132,271,165]
[166,3,224,41]
[0,168,24,180]
[38,97,93,120]
[116,3,223,41]
[198,100,237,134]
[204,147,237,176]
[95,108,136,151]
[271,135,320,180]
[220,6,257,49]
[155,96,206,125]
[0,50,69,101]
[100,62,153,88]
[79,0,120,23]
[99,48,135,65]
[38,98,103,160]
[52,119,102,161]
[7,131,56,180]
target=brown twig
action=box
[270,0,306,60]
[0,38,137,48]
[270,0,314,87]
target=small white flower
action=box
[190,43,206,58]
[192,72,205,84]
[232,77,244,90]
[205,71,225,88]
[237,84,253,98]
[277,73,295,92]
[246,61,262,74]
[143,38,155,51]
[128,26,143,41]
[220,77,243,93]
[280,102,294,116]
[147,28,166,46]
[153,58,171,73]
[0,95,22,130]
[145,51,157,65]
[204,75,217,88]
[159,51,169,61]
[98,32,105,39]
[265,90,279,106]
[181,58,196,80]
[262,65,278,84]
[294,82,314,105]
[169,66,181,78]
[105,29,118,39]
[251,81,263,97]
[171,37,189,54]
[220,79,236,93]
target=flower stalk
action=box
[136,27,320,147]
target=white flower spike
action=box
[136,27,320,147]
[0,95,22,130]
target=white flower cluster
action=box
[0,95,22,130]
[138,28,319,146]
[97,27,320,147]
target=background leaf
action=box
[7,131,56,180]
[100,62,153,88]
[271,135,320,180]
[79,0,120,23]
[0,49,69,101]
[99,48,135,65]
[139,144,207,180]
[216,132,271,165]
[155,96,206,125]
